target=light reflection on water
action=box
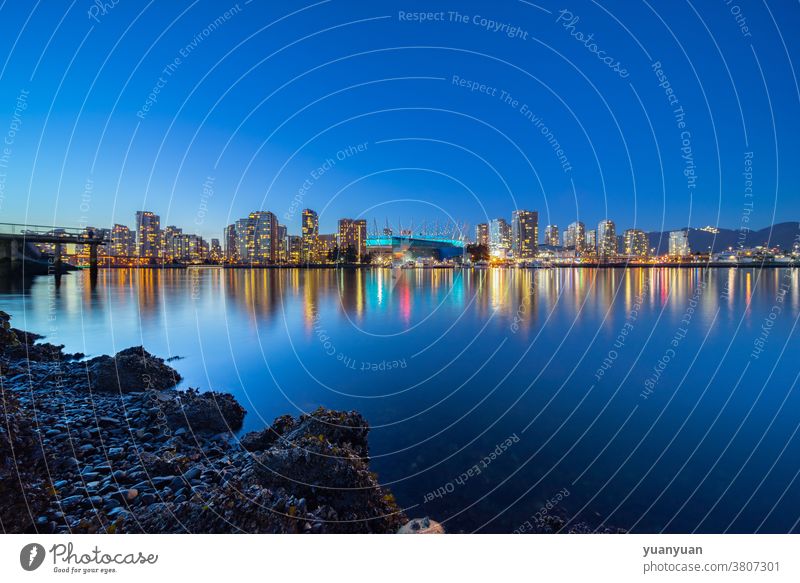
[1,267,799,533]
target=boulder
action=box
[0,311,19,350]
[398,517,445,534]
[239,407,368,455]
[160,388,246,433]
[86,346,181,393]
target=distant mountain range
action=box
[636,222,800,254]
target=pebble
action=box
[59,495,83,509]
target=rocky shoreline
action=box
[0,311,414,534]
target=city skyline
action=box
[52,202,799,268]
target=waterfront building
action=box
[489,218,511,258]
[163,225,183,262]
[171,233,206,264]
[669,230,691,257]
[623,229,649,259]
[288,235,302,264]
[223,224,238,263]
[337,218,368,262]
[597,220,617,260]
[277,224,287,263]
[475,223,489,247]
[209,238,222,263]
[511,210,538,259]
[135,211,161,260]
[586,229,597,254]
[544,224,559,247]
[235,218,251,263]
[248,211,279,264]
[302,209,319,263]
[110,224,135,257]
[564,221,586,252]
[318,234,337,262]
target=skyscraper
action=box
[223,224,238,263]
[511,210,538,259]
[586,229,597,254]
[163,225,182,262]
[302,209,319,264]
[318,234,337,262]
[287,235,302,264]
[235,218,252,263]
[337,218,368,263]
[669,230,690,257]
[489,218,511,258]
[597,220,617,260]
[624,229,649,259]
[277,224,287,263]
[248,211,279,264]
[544,224,559,247]
[564,221,585,252]
[110,224,135,257]
[209,238,222,263]
[475,223,489,247]
[135,211,161,260]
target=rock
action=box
[182,467,201,481]
[0,311,20,349]
[59,495,83,509]
[107,507,129,519]
[398,517,445,534]
[161,389,246,434]
[1,311,409,535]
[85,346,181,393]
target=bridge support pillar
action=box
[54,242,62,273]
[89,243,98,271]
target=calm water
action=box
[2,267,800,533]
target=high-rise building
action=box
[544,224,559,247]
[235,218,251,263]
[110,224,135,257]
[624,229,649,259]
[135,211,161,260]
[287,235,302,264]
[248,211,279,264]
[277,224,287,263]
[163,225,183,262]
[337,218,368,262]
[301,209,319,264]
[597,220,617,260]
[318,234,337,262]
[489,218,511,258]
[669,230,690,257]
[586,229,597,254]
[564,221,585,252]
[95,228,111,257]
[209,238,222,263]
[475,223,489,247]
[171,233,205,264]
[511,210,538,259]
[223,224,238,263]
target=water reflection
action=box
[2,267,799,532]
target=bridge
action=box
[0,222,106,273]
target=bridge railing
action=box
[0,222,104,240]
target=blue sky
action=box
[0,0,797,239]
